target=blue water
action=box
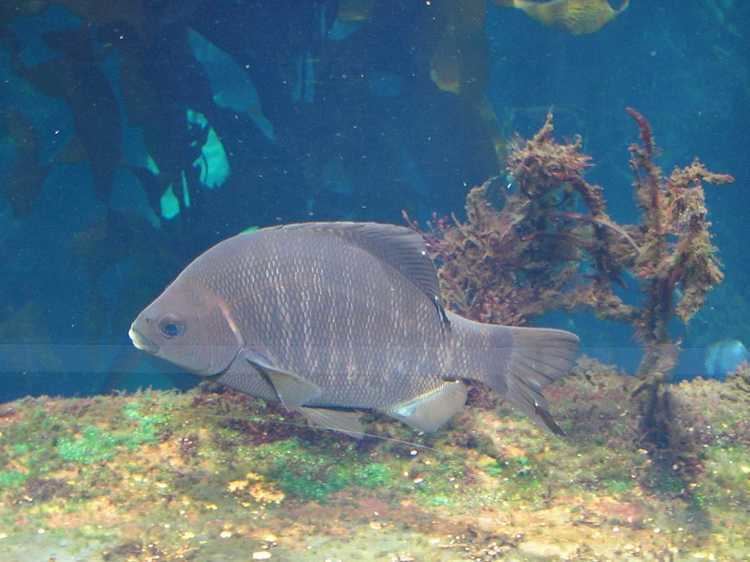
[0,1,748,401]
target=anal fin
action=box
[296,407,365,439]
[385,381,467,433]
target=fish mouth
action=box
[129,323,160,354]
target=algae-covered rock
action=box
[0,359,749,561]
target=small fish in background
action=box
[130,222,579,437]
[494,0,629,35]
[704,339,748,380]
[423,1,506,171]
[428,0,487,97]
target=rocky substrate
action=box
[0,359,748,561]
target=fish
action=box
[423,1,504,172]
[129,222,579,437]
[494,0,629,35]
[428,0,487,97]
[704,339,748,380]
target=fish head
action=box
[129,279,242,376]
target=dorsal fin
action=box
[267,222,447,323]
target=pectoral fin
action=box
[244,350,321,408]
[385,381,468,433]
[296,406,365,439]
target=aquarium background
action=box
[0,0,748,402]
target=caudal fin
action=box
[494,326,579,435]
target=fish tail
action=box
[487,325,579,435]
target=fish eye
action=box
[158,315,185,338]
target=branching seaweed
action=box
[406,109,734,456]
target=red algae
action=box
[407,109,734,458]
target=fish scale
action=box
[241,238,447,408]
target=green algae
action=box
[0,469,27,488]
[57,426,121,464]
[350,462,392,489]
[56,405,167,464]
[425,494,451,506]
[484,456,545,498]
[245,438,393,501]
[11,443,30,456]
[700,445,750,505]
[411,455,467,507]
[604,479,632,494]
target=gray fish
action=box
[129,222,579,437]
